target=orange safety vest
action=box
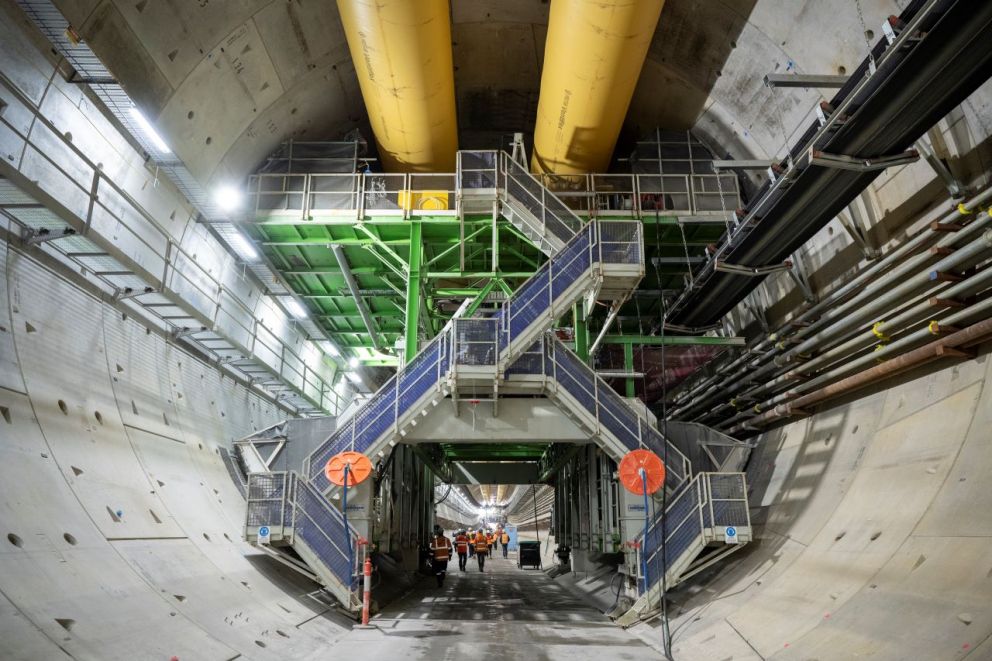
[488,533,495,544]
[431,535,452,561]
[500,532,509,544]
[455,534,469,554]
[474,534,489,553]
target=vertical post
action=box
[342,464,353,588]
[362,555,372,626]
[405,220,423,361]
[573,304,589,361]
[623,341,635,398]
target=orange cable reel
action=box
[618,449,666,495]
[325,451,373,487]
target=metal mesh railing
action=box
[641,472,749,594]
[290,474,357,588]
[246,472,288,527]
[454,318,498,365]
[501,154,584,244]
[457,151,498,190]
[547,336,690,492]
[306,333,449,488]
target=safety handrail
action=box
[640,472,749,593]
[290,473,361,587]
[545,336,690,491]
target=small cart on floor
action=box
[517,541,542,570]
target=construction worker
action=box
[500,529,510,558]
[467,530,475,558]
[487,530,495,553]
[474,528,489,571]
[429,526,453,587]
[455,530,470,571]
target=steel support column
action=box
[405,220,423,361]
[623,341,636,398]
[573,304,589,361]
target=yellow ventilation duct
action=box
[531,0,665,175]
[337,0,458,172]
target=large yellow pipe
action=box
[337,0,458,172]
[531,0,665,175]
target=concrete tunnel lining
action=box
[1,0,992,658]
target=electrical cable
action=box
[342,464,354,591]
[655,207,676,661]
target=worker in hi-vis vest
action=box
[429,526,453,587]
[500,529,510,558]
[454,530,470,571]
[474,528,489,572]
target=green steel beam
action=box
[405,220,423,361]
[463,279,497,317]
[353,224,410,271]
[494,278,515,297]
[425,271,534,279]
[425,224,489,267]
[623,341,636,398]
[599,334,746,346]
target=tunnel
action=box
[1,0,992,659]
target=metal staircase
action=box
[241,150,751,613]
[615,471,753,626]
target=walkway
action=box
[329,552,666,659]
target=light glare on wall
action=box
[214,185,242,212]
[348,356,360,368]
[284,298,308,319]
[227,231,258,261]
[128,106,171,154]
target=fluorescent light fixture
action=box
[284,298,308,319]
[214,185,242,212]
[227,230,258,261]
[320,341,340,357]
[348,356,360,369]
[128,107,171,153]
[345,371,362,385]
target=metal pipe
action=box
[737,316,992,430]
[671,189,992,419]
[531,0,664,174]
[728,293,992,434]
[336,0,458,171]
[714,220,992,413]
[714,256,992,429]
[331,244,386,352]
[588,299,625,359]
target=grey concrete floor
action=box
[330,553,665,659]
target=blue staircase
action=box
[242,151,750,613]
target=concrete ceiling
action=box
[53,0,756,186]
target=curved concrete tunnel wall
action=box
[649,348,992,659]
[2,1,992,659]
[0,241,357,659]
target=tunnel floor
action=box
[329,553,664,659]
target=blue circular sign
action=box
[725,526,736,537]
[258,526,270,537]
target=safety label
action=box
[725,526,739,544]
[258,525,270,545]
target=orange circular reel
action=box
[618,449,666,495]
[325,451,373,487]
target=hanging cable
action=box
[659,286,675,661]
[342,464,354,591]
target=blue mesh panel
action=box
[309,419,356,481]
[555,359,596,412]
[294,479,354,586]
[399,365,438,411]
[643,479,702,591]
[641,427,685,488]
